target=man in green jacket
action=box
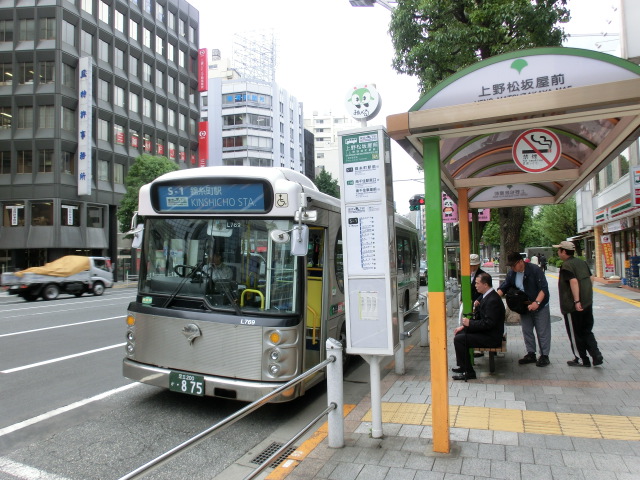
[554,241,603,367]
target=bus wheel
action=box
[339,324,351,371]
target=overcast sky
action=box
[188,0,623,215]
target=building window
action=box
[62,20,75,46]
[38,105,55,128]
[40,17,56,40]
[0,19,13,42]
[17,150,33,173]
[156,4,165,22]
[4,203,25,226]
[129,55,139,76]
[18,19,35,41]
[114,163,124,184]
[156,104,164,124]
[98,159,109,181]
[167,109,175,127]
[178,113,185,131]
[39,149,54,173]
[114,124,125,144]
[61,204,80,226]
[155,70,163,89]
[0,106,11,129]
[98,118,110,141]
[189,25,195,43]
[179,18,186,37]
[0,63,12,85]
[143,98,152,117]
[62,63,75,88]
[168,141,175,159]
[155,35,163,55]
[143,27,151,48]
[143,62,152,82]
[189,117,196,135]
[178,81,185,99]
[167,75,175,94]
[81,0,93,14]
[17,106,33,129]
[61,107,75,131]
[178,50,185,68]
[99,1,110,24]
[98,39,110,62]
[167,11,175,30]
[114,85,125,107]
[98,78,110,101]
[39,61,55,84]
[115,10,124,33]
[87,205,104,228]
[167,43,174,62]
[130,129,139,148]
[62,151,75,174]
[81,30,93,55]
[129,19,138,41]
[143,134,151,152]
[31,202,53,226]
[129,91,139,113]
[115,47,124,70]
[144,0,152,14]
[18,62,35,84]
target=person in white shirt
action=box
[204,253,233,280]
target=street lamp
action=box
[349,0,395,12]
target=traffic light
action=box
[409,194,425,211]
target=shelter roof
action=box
[386,48,640,208]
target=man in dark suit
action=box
[452,271,505,380]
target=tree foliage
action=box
[389,0,570,271]
[532,197,577,246]
[116,154,179,233]
[390,0,570,92]
[314,169,340,198]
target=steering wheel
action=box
[173,265,196,277]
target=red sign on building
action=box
[198,121,209,166]
[131,135,139,148]
[157,143,164,155]
[198,48,208,92]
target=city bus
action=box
[123,166,419,402]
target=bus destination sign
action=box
[156,183,266,212]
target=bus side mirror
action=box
[290,225,309,256]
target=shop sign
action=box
[601,235,615,276]
[631,166,640,206]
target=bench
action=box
[474,333,507,373]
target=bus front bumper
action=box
[122,358,301,403]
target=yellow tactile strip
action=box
[361,403,640,441]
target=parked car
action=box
[419,260,428,286]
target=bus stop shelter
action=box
[386,47,640,454]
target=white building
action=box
[304,112,362,180]
[199,51,305,173]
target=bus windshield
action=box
[139,217,299,314]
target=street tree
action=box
[389,0,570,270]
[116,154,179,232]
[314,169,340,198]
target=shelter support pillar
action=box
[458,189,471,314]
[422,136,450,454]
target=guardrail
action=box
[118,338,344,480]
[125,273,138,284]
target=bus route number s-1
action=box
[169,371,204,396]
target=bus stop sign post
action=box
[339,126,399,439]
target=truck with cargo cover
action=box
[1,256,114,301]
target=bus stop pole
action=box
[421,136,450,454]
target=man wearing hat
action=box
[554,241,603,367]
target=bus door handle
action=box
[307,305,319,345]
[240,288,264,309]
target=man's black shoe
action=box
[452,366,464,373]
[452,372,477,381]
[536,355,550,367]
[567,359,591,367]
[593,355,604,366]
[519,353,537,364]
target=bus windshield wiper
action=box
[162,262,203,308]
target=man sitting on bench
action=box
[452,272,505,381]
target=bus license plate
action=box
[169,371,205,396]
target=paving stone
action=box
[354,464,389,480]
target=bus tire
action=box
[42,284,60,301]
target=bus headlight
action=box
[126,328,135,356]
[269,349,280,361]
[269,364,280,375]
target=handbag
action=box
[505,287,530,314]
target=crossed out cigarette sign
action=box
[512,128,562,173]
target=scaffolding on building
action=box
[232,30,277,83]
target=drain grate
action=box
[250,441,297,468]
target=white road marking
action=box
[1,343,126,374]
[0,383,139,438]
[0,457,72,480]
[0,316,124,338]
[0,297,133,318]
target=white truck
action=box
[1,256,114,301]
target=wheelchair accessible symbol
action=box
[275,193,288,208]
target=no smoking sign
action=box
[512,128,561,173]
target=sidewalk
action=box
[270,273,640,480]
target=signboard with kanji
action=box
[512,128,561,173]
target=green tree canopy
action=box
[389,0,569,270]
[116,154,179,233]
[533,197,577,246]
[314,169,340,198]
